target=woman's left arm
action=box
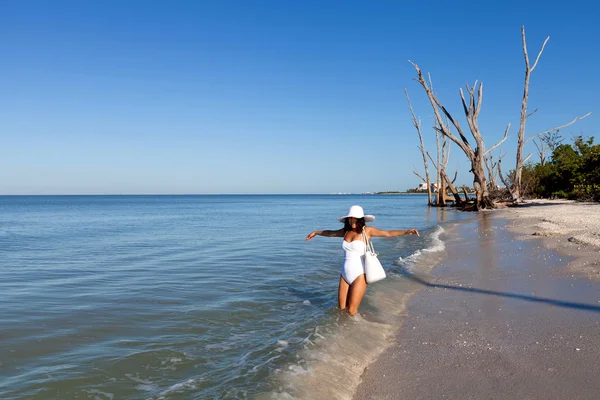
[366,226,419,238]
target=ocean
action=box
[0,195,476,399]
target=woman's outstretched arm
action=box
[306,228,345,241]
[366,226,419,238]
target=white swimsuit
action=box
[341,239,366,284]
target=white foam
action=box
[396,249,422,266]
[157,379,197,398]
[422,225,446,253]
[396,225,445,268]
[136,384,155,392]
[251,354,284,372]
[286,364,311,375]
[276,340,289,351]
[83,389,114,400]
[267,315,395,400]
[125,374,156,392]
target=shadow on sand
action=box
[400,269,600,314]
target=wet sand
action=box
[354,208,600,399]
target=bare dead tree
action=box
[426,146,463,206]
[413,169,427,185]
[439,133,447,206]
[511,26,591,202]
[410,61,508,210]
[533,129,567,167]
[439,135,464,206]
[484,153,498,189]
[497,151,514,199]
[542,130,564,153]
[426,153,445,206]
[405,88,432,206]
[532,138,548,166]
[426,151,443,206]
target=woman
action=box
[306,205,419,316]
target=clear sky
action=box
[1,0,597,194]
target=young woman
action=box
[306,205,419,316]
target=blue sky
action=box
[0,0,597,194]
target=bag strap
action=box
[362,228,376,255]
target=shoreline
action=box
[354,200,600,399]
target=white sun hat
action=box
[337,205,375,222]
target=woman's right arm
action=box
[306,228,345,241]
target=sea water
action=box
[0,195,476,399]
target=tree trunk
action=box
[427,182,433,206]
[513,136,525,202]
[462,185,470,203]
[413,170,433,207]
[472,155,494,210]
[437,174,445,207]
[441,168,463,205]
[512,26,547,202]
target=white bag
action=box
[362,230,386,284]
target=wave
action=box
[394,225,446,271]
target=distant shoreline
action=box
[374,192,428,195]
[0,192,430,197]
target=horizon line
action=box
[0,192,424,197]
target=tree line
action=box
[513,133,600,202]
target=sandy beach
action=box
[354,200,600,400]
[503,200,600,280]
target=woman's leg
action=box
[347,274,367,316]
[338,275,350,310]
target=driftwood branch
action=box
[525,112,593,143]
[413,170,426,182]
[485,123,511,156]
[462,186,470,202]
[442,168,464,205]
[444,135,451,166]
[529,35,550,72]
[409,60,473,158]
[435,130,442,205]
[426,151,438,172]
[497,158,514,198]
[532,139,543,154]
[405,87,433,205]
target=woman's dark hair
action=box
[343,217,366,233]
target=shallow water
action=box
[0,195,476,399]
